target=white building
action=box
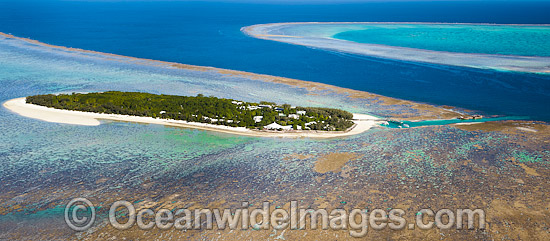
[278,113,286,117]
[264,122,292,131]
[288,114,300,119]
[253,116,263,123]
[296,110,306,115]
[305,121,317,126]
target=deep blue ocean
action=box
[1,0,550,120]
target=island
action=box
[4,92,381,138]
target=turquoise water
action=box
[0,31,423,203]
[333,24,550,57]
[383,116,530,129]
[0,2,549,238]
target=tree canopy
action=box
[27,91,354,131]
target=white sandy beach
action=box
[3,97,381,139]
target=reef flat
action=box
[0,31,549,240]
[243,22,550,74]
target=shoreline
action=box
[242,22,550,74]
[3,98,381,139]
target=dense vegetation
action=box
[27,92,355,131]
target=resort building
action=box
[288,114,300,119]
[253,116,263,123]
[305,121,317,126]
[264,122,292,131]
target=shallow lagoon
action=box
[246,22,550,74]
[334,24,550,57]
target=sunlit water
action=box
[0,1,549,238]
[333,24,550,57]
